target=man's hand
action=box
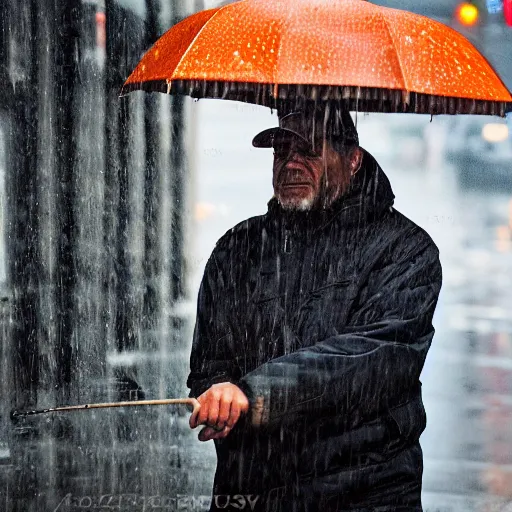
[189,382,249,441]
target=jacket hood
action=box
[266,147,395,231]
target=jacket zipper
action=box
[284,229,292,253]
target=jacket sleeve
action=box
[238,232,443,430]
[186,246,241,399]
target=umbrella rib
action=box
[171,0,250,81]
[379,12,409,93]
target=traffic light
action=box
[456,2,480,26]
[505,0,512,25]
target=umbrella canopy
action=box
[122,0,512,116]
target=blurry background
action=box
[0,1,511,511]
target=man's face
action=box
[272,137,361,211]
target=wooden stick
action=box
[11,398,201,419]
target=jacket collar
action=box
[266,148,395,234]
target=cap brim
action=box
[252,128,310,148]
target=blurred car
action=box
[446,116,512,192]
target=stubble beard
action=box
[275,170,328,212]
[276,192,317,212]
[274,159,322,212]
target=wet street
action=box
[188,100,512,511]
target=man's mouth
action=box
[280,182,312,188]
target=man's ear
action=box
[350,147,363,176]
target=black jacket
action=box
[187,149,442,512]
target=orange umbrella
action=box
[122,0,512,116]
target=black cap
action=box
[252,103,359,152]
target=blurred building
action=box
[0,1,201,510]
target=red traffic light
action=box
[455,2,480,26]
[505,0,512,26]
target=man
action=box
[187,101,442,512]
